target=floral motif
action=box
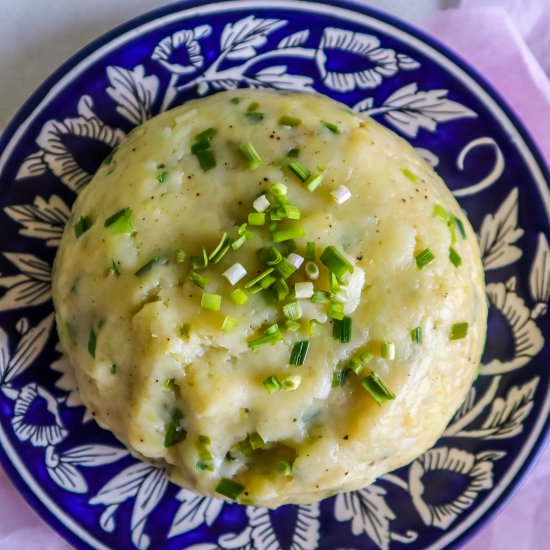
[152,26,212,75]
[315,28,419,92]
[409,448,505,529]
[12,383,67,447]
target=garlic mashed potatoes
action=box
[52,90,487,508]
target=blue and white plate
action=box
[0,1,549,548]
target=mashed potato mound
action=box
[52,90,486,508]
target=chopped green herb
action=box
[74,216,92,238]
[249,432,265,450]
[434,204,448,221]
[239,141,262,170]
[332,316,352,343]
[415,248,436,269]
[277,460,293,475]
[285,319,300,332]
[201,293,221,311]
[110,364,117,375]
[327,300,345,320]
[332,368,350,387]
[411,326,422,344]
[164,408,186,447]
[191,247,209,270]
[208,233,230,261]
[306,242,316,260]
[283,300,302,321]
[88,329,96,358]
[230,288,248,305]
[104,207,134,234]
[196,460,214,471]
[282,375,302,390]
[289,340,310,365]
[453,216,467,239]
[347,358,363,375]
[163,378,176,391]
[450,322,469,340]
[320,120,340,134]
[221,316,237,332]
[362,372,396,405]
[65,322,77,346]
[248,329,282,349]
[263,374,283,393]
[311,290,330,304]
[231,235,246,250]
[196,435,213,462]
[134,255,168,277]
[156,170,168,183]
[320,246,354,281]
[215,478,244,501]
[108,258,120,276]
[257,245,283,265]
[179,323,190,340]
[402,168,417,182]
[380,340,396,360]
[248,212,265,226]
[195,127,217,142]
[245,268,275,289]
[305,172,324,192]
[247,101,260,112]
[273,226,305,243]
[279,115,302,127]
[305,261,319,280]
[189,271,209,289]
[449,246,462,267]
[274,278,290,301]
[192,128,217,171]
[175,249,187,263]
[275,258,297,279]
[288,161,310,181]
[245,111,264,124]
[360,350,374,364]
[287,147,300,158]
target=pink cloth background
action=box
[0,2,549,548]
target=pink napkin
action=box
[0,3,549,549]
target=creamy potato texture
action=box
[52,90,487,508]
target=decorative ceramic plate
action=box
[0,1,548,548]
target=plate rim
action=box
[0,1,549,548]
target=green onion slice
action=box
[201,292,221,311]
[380,340,396,360]
[320,120,341,134]
[277,460,293,475]
[411,327,422,344]
[362,372,396,405]
[263,374,283,393]
[289,340,310,365]
[327,300,344,320]
[245,111,264,123]
[273,226,305,243]
[175,249,187,262]
[156,170,168,183]
[230,288,248,305]
[209,233,229,261]
[248,212,265,226]
[402,168,417,182]
[320,246,354,281]
[245,268,274,289]
[332,369,350,388]
[189,271,209,289]
[288,161,310,182]
[305,172,324,192]
[311,290,330,304]
[215,478,244,501]
[332,316,352,343]
[164,408,187,447]
[74,216,92,238]
[88,329,96,358]
[191,247,209,270]
[279,115,302,127]
[221,316,237,332]
[274,278,290,301]
[449,246,462,267]
[450,322,469,340]
[134,255,168,277]
[415,248,436,269]
[283,300,302,321]
[104,207,134,234]
[239,141,262,170]
[287,147,300,158]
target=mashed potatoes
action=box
[52,90,486,508]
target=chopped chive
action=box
[248,330,282,350]
[320,120,340,134]
[279,115,302,127]
[288,161,310,181]
[104,207,134,234]
[449,246,462,267]
[362,372,395,405]
[275,258,297,279]
[285,319,300,332]
[231,235,246,250]
[289,340,310,365]
[239,141,262,170]
[65,322,77,346]
[305,172,324,192]
[108,258,120,276]
[195,127,217,142]
[415,248,436,269]
[411,327,422,344]
[327,300,345,320]
[263,374,283,393]
[402,168,417,182]
[88,329,97,358]
[308,319,323,336]
[329,271,341,293]
[380,340,396,360]
[164,408,186,447]
[453,216,467,239]
[294,282,314,299]
[434,204,448,222]
[305,261,319,280]
[189,271,209,289]
[163,378,176,391]
[282,375,302,390]
[245,111,264,124]
[311,290,330,304]
[275,204,301,220]
[175,249,187,263]
[450,322,469,340]
[156,170,168,183]
[283,300,302,321]
[110,364,117,375]
[277,460,293,475]
[360,350,374,364]
[274,278,290,301]
[74,216,92,238]
[248,212,265,226]
[333,316,352,343]
[196,435,213,461]
[273,226,305,243]
[287,253,304,269]
[287,147,300,158]
[134,255,168,276]
[230,288,248,305]
[201,293,221,311]
[221,316,237,332]
[264,323,280,336]
[253,194,270,212]
[332,368,350,387]
[258,245,283,266]
[215,478,244,501]
[320,246,354,281]
[192,128,217,171]
[179,323,190,340]
[331,185,352,204]
[196,149,216,171]
[270,182,288,196]
[247,101,260,112]
[245,268,275,289]
[191,247,209,270]
[209,233,229,261]
[347,358,363,375]
[306,242,316,260]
